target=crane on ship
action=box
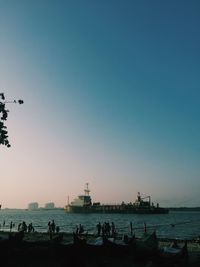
[137,192,151,206]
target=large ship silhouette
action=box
[64,183,169,214]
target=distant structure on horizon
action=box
[44,202,55,209]
[28,202,39,210]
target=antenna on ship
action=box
[84,183,90,196]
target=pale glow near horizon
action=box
[0,1,199,208]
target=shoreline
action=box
[1,230,200,243]
[0,231,200,266]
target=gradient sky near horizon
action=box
[0,0,200,208]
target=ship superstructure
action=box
[65,184,169,214]
[65,183,92,212]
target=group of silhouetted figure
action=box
[18,221,35,233]
[96,221,117,237]
[0,220,15,231]
[75,224,85,235]
[0,220,35,233]
[48,220,60,234]
[2,220,117,237]
[1,219,61,236]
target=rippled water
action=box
[1,209,199,239]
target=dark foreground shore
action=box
[0,231,200,267]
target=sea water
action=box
[0,209,199,239]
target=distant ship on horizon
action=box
[64,183,169,214]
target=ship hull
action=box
[65,205,169,214]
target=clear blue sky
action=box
[0,0,199,208]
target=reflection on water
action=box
[0,209,199,239]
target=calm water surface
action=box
[1,209,199,239]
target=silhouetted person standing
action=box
[51,220,56,233]
[10,221,13,232]
[111,222,116,237]
[96,222,101,236]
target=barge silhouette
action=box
[65,184,169,214]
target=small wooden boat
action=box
[9,231,24,243]
[85,236,105,255]
[73,232,159,258]
[73,234,131,257]
[155,240,188,265]
[0,231,24,244]
[73,232,87,246]
[22,233,64,247]
[132,232,158,260]
[102,236,131,256]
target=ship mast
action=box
[84,183,90,196]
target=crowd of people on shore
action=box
[1,219,200,246]
[0,220,117,239]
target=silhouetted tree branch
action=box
[0,93,24,147]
